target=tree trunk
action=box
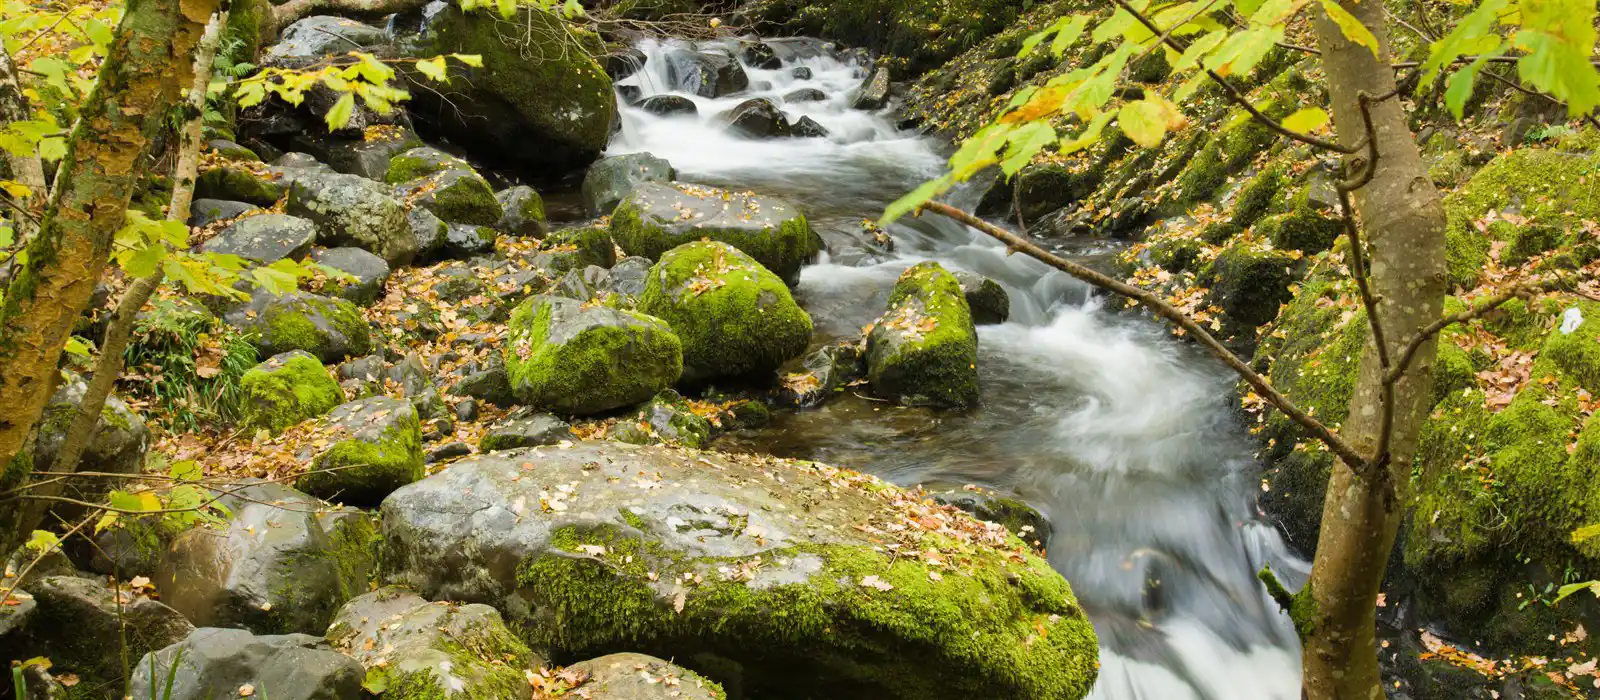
[1301,4,1449,699]
[0,43,46,227]
[0,0,220,550]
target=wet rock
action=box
[930,488,1052,548]
[156,480,376,635]
[265,16,388,68]
[503,295,683,415]
[394,4,614,171]
[299,396,424,507]
[791,115,831,138]
[1202,240,1297,329]
[18,576,193,690]
[225,289,373,363]
[480,412,574,452]
[605,256,654,298]
[427,441,472,463]
[292,126,424,181]
[606,47,647,80]
[617,84,643,104]
[327,587,540,697]
[287,171,416,266]
[310,247,390,305]
[497,185,549,237]
[739,40,782,69]
[201,213,317,264]
[719,97,792,139]
[663,48,749,98]
[783,87,828,103]
[196,162,289,206]
[394,167,503,226]
[609,390,712,448]
[641,241,812,383]
[570,653,725,700]
[610,181,822,284]
[129,628,365,700]
[777,342,862,407]
[851,65,892,110]
[952,271,1010,324]
[867,262,980,408]
[240,351,345,434]
[379,442,1098,700]
[640,95,698,117]
[582,152,677,216]
[791,66,813,80]
[188,199,260,228]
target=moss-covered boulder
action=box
[299,396,424,507]
[569,653,724,700]
[610,182,822,284]
[380,442,1099,700]
[393,167,502,227]
[1441,149,1600,289]
[12,576,193,692]
[31,373,149,493]
[156,480,377,636]
[239,351,344,434]
[287,171,416,266]
[504,295,683,415]
[1203,238,1298,329]
[582,152,675,216]
[497,185,549,237]
[195,162,289,206]
[640,241,812,383]
[200,213,317,264]
[953,270,1010,325]
[395,4,614,171]
[866,262,980,408]
[540,224,617,272]
[328,587,539,698]
[224,289,373,363]
[608,390,714,449]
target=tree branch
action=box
[920,201,1371,470]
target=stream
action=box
[610,37,1309,700]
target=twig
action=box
[1385,275,1576,385]
[920,201,1370,470]
[0,512,93,608]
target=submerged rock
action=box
[380,441,1098,699]
[300,396,425,507]
[130,628,365,700]
[783,87,828,103]
[867,262,980,408]
[583,152,676,216]
[640,241,812,383]
[328,587,539,698]
[504,295,683,415]
[610,181,822,284]
[239,351,345,434]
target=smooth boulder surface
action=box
[239,350,345,434]
[287,171,416,266]
[327,587,539,698]
[582,152,676,215]
[663,48,749,97]
[189,198,259,227]
[504,295,683,415]
[720,97,792,139]
[569,653,724,700]
[866,262,980,408]
[300,396,424,507]
[310,247,390,305]
[396,4,614,170]
[130,628,365,700]
[225,289,373,363]
[15,575,193,690]
[497,185,549,237]
[640,95,697,117]
[641,241,812,383]
[156,481,377,636]
[610,181,822,283]
[201,213,317,264]
[380,442,1098,700]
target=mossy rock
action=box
[1229,165,1288,228]
[569,653,723,700]
[582,152,676,216]
[609,182,822,284]
[195,164,288,206]
[239,350,344,434]
[385,146,469,185]
[300,396,425,507]
[543,225,617,272]
[640,241,813,384]
[395,167,503,226]
[224,290,373,363]
[978,163,1098,222]
[380,442,1099,700]
[287,171,416,267]
[497,185,549,237]
[1255,208,1341,255]
[1442,149,1600,289]
[610,390,714,449]
[503,295,683,415]
[866,262,980,409]
[1204,239,1298,329]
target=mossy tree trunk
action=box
[0,0,220,553]
[1301,3,1448,698]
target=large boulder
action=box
[568,653,724,700]
[225,289,373,363]
[719,97,792,139]
[394,167,503,226]
[380,442,1099,700]
[609,182,822,284]
[196,161,288,205]
[395,4,614,171]
[156,481,377,635]
[292,125,425,181]
[264,16,388,68]
[299,396,424,507]
[327,587,540,698]
[31,374,148,506]
[14,575,193,690]
[189,198,260,228]
[287,171,416,266]
[640,241,812,383]
[866,262,980,408]
[129,628,365,700]
[504,295,683,415]
[582,152,675,216]
[239,350,345,434]
[309,247,390,305]
[662,48,749,97]
[201,213,317,264]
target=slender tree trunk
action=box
[1301,4,1448,699]
[0,0,220,551]
[0,43,46,229]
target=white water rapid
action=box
[610,37,1309,700]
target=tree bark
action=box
[1301,3,1449,699]
[0,43,47,229]
[0,0,220,549]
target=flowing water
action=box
[610,37,1309,700]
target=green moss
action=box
[1148,236,1202,272]
[385,149,465,184]
[301,406,424,505]
[867,262,980,409]
[259,295,372,359]
[608,187,822,284]
[1204,239,1298,329]
[1442,149,1600,289]
[544,225,616,271]
[196,165,285,206]
[1541,300,1600,392]
[504,296,683,415]
[419,171,502,226]
[515,524,1097,699]
[1230,165,1287,228]
[640,242,812,383]
[239,352,345,434]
